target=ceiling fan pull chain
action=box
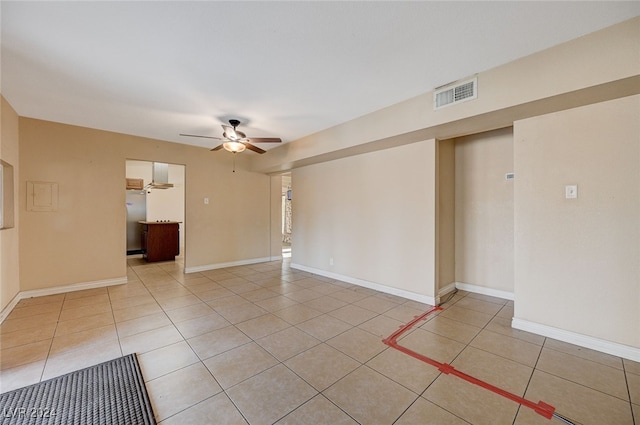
[232,152,236,173]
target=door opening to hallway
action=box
[282,173,292,258]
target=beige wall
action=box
[514,95,640,348]
[436,139,455,293]
[19,118,274,291]
[292,139,437,301]
[0,96,20,311]
[455,128,514,293]
[253,17,640,174]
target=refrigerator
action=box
[126,190,147,254]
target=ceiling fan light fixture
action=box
[223,141,246,153]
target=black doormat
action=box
[0,354,156,425]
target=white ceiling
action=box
[2,1,639,151]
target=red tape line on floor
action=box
[382,306,556,420]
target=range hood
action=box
[146,162,174,189]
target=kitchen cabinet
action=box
[139,221,180,262]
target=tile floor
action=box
[1,257,638,425]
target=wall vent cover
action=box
[434,76,477,110]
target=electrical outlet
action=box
[204,197,209,205]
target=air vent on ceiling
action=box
[434,76,477,110]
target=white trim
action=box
[290,263,437,306]
[0,292,22,323]
[0,276,127,324]
[512,317,640,362]
[185,257,273,274]
[436,282,457,304]
[455,281,514,301]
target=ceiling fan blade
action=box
[248,137,282,143]
[180,133,222,140]
[242,142,266,154]
[210,144,224,151]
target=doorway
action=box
[282,173,292,258]
[125,160,186,263]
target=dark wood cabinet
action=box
[139,221,180,262]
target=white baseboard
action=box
[0,276,127,324]
[185,256,273,274]
[0,292,22,324]
[512,317,640,362]
[290,263,437,306]
[455,281,514,301]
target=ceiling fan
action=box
[180,119,282,154]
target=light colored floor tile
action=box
[328,304,378,326]
[398,328,466,364]
[358,314,404,338]
[62,293,110,310]
[285,343,360,391]
[470,329,542,367]
[627,371,640,405]
[173,312,230,339]
[146,362,222,422]
[0,360,46,393]
[14,294,65,308]
[58,301,112,321]
[330,289,372,303]
[0,322,56,350]
[353,295,401,313]
[256,326,320,361]
[235,313,290,340]
[110,294,158,311]
[303,296,348,314]
[0,312,60,334]
[543,338,623,370]
[367,346,441,394]
[273,304,322,325]
[112,301,163,322]
[284,288,324,303]
[50,324,118,355]
[254,295,299,312]
[424,372,520,425]
[1,340,51,370]
[120,324,184,355]
[108,282,150,300]
[324,365,418,425]
[514,370,634,425]
[438,305,494,328]
[55,311,114,337]
[6,302,62,320]
[116,311,172,338]
[137,340,200,381]
[453,296,504,315]
[275,394,358,425]
[420,315,482,345]
[216,303,267,324]
[163,302,215,323]
[624,358,640,375]
[536,347,629,400]
[451,346,533,396]
[157,294,203,311]
[241,288,279,302]
[383,304,431,323]
[485,316,545,346]
[296,315,352,341]
[226,364,317,425]
[42,340,122,380]
[203,342,279,389]
[187,326,251,360]
[327,327,386,363]
[395,397,470,425]
[160,393,248,425]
